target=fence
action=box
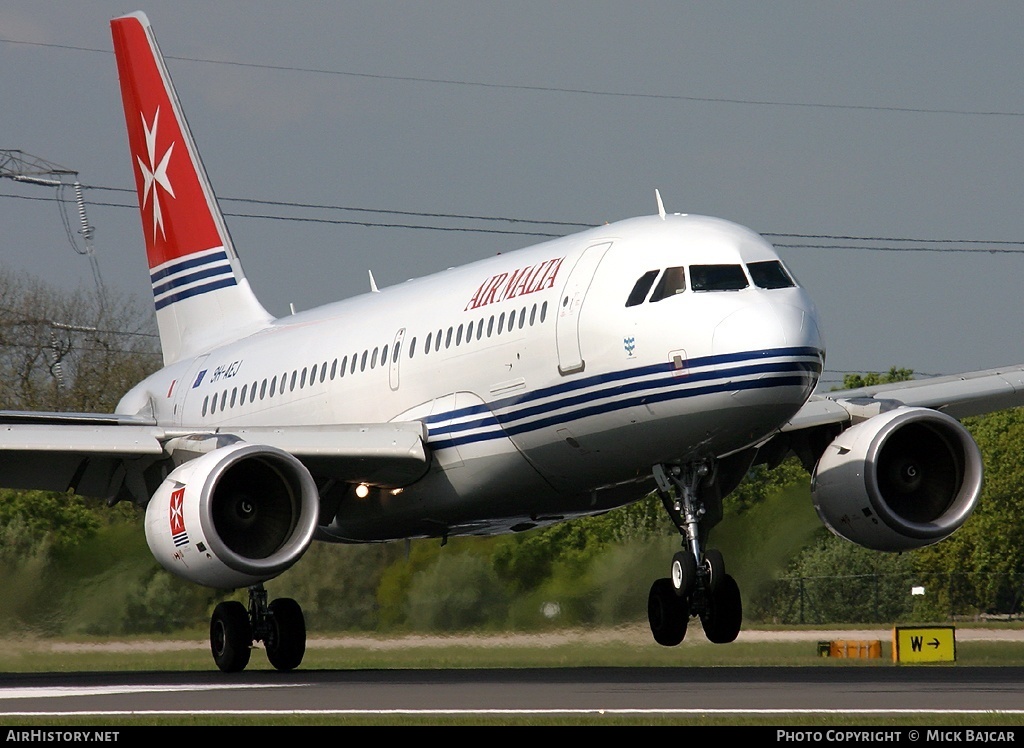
[750,572,1024,625]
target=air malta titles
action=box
[464,257,565,311]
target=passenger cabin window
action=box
[748,260,796,289]
[690,264,749,291]
[649,266,687,302]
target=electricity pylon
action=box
[0,149,105,302]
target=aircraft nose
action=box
[706,295,824,444]
[713,300,823,356]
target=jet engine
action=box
[810,406,983,552]
[145,442,320,589]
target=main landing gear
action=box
[647,462,742,647]
[210,583,307,673]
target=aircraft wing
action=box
[0,414,430,499]
[783,363,1024,433]
[0,412,166,496]
[223,423,431,486]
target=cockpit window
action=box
[625,270,659,307]
[649,266,687,302]
[748,260,796,289]
[690,264,749,291]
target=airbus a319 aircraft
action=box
[3,11,1024,672]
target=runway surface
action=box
[0,666,1023,719]
[1,628,1023,720]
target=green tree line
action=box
[1,270,1022,635]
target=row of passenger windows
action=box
[625,260,795,307]
[418,300,548,357]
[200,300,550,417]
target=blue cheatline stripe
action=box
[150,249,230,283]
[437,359,819,437]
[419,345,822,427]
[426,373,812,452]
[154,276,238,310]
[421,347,822,450]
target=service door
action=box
[389,328,406,391]
[555,242,612,375]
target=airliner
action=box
[3,11,1023,672]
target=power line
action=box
[87,184,582,236]
[772,242,1024,255]
[763,231,1024,246]
[3,36,1024,119]
[6,186,1024,253]
[0,189,574,238]
[214,193,591,229]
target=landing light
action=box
[354,483,370,499]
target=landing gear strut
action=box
[210,583,307,673]
[647,462,742,646]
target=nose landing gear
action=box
[647,462,742,646]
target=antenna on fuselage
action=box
[369,270,380,293]
[655,189,666,220]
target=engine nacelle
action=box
[811,406,982,552]
[145,442,319,589]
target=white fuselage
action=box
[119,214,825,541]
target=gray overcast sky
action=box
[3,1,1024,389]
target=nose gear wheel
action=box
[647,461,742,646]
[671,551,697,597]
[648,578,688,646]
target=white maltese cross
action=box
[136,107,176,241]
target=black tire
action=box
[670,551,697,597]
[210,600,252,673]
[266,597,306,672]
[648,578,688,647]
[703,548,725,593]
[700,573,742,644]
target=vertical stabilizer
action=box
[110,12,273,365]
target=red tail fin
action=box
[111,12,271,364]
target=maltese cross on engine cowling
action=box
[169,485,189,547]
